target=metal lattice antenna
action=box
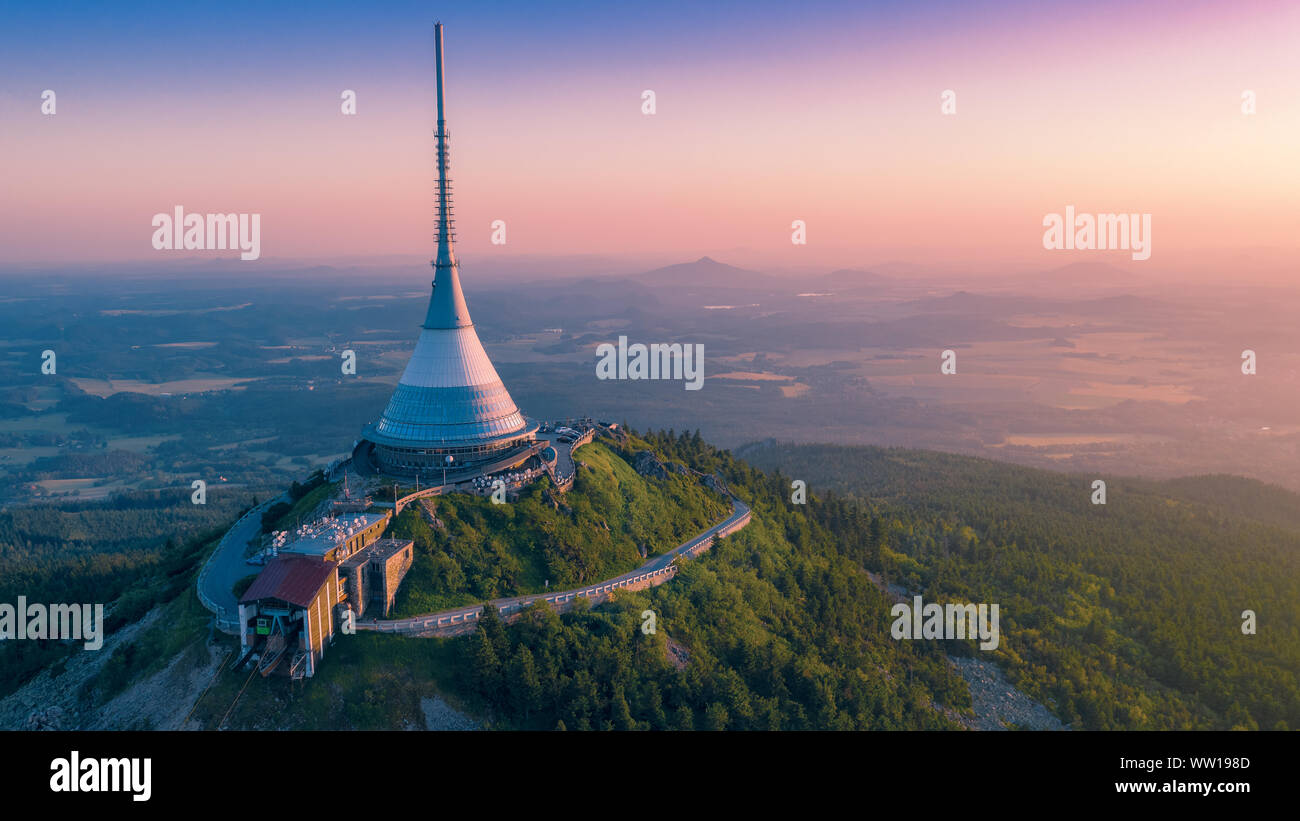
[434,21,455,260]
[424,21,471,329]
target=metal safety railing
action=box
[353,497,752,638]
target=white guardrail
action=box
[358,499,752,636]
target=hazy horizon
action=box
[1,249,1296,289]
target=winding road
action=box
[197,493,287,633]
[357,496,752,637]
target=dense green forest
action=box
[736,441,1300,730]
[0,488,261,700]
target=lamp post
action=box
[443,454,453,488]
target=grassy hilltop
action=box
[189,430,972,731]
[386,438,731,615]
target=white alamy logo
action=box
[1042,206,1151,261]
[595,335,704,391]
[0,597,104,650]
[890,595,1000,651]
[151,206,261,260]
[50,752,151,802]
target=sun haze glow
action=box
[1,0,1296,281]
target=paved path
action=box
[197,493,287,632]
[357,496,752,636]
[535,427,594,489]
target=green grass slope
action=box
[385,438,731,616]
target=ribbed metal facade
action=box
[364,327,533,448]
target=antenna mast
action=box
[433,22,456,271]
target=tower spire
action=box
[424,21,471,329]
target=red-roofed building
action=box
[238,555,341,679]
[242,555,337,609]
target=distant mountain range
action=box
[634,256,771,288]
[632,256,895,293]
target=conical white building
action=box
[358,22,539,479]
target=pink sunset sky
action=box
[1,0,1297,278]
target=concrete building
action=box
[356,23,539,481]
[338,538,415,619]
[278,512,390,563]
[241,512,406,678]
